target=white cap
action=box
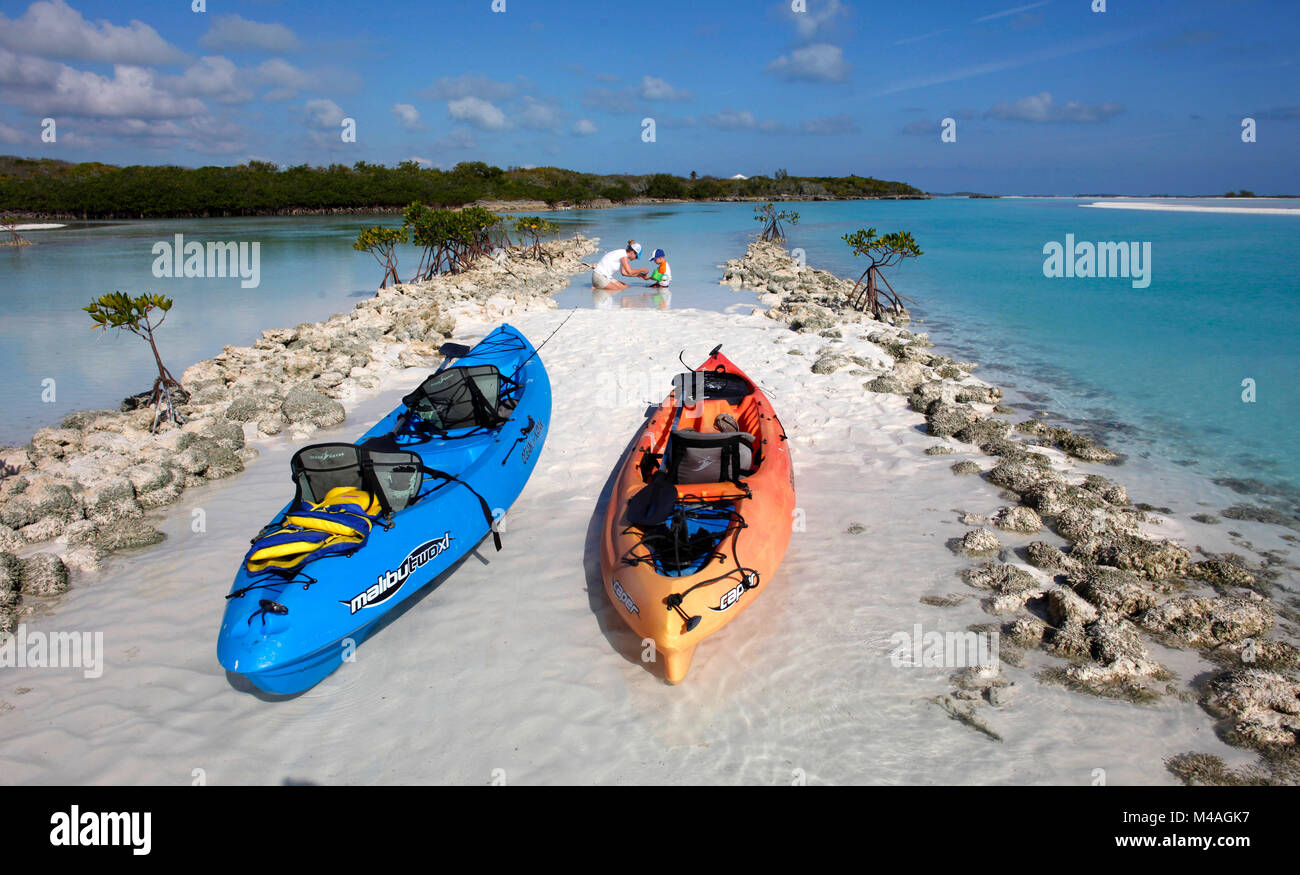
[630,242,642,256]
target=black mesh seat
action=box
[667,430,755,485]
[286,441,503,548]
[402,365,516,433]
[290,443,425,515]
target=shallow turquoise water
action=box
[544,200,1300,501]
[1,200,1296,502]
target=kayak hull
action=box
[599,350,794,683]
[217,324,550,695]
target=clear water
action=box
[0,215,397,442]
[2,200,1297,503]
[539,200,1300,502]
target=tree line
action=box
[0,156,925,219]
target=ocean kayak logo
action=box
[519,419,545,465]
[1042,234,1151,289]
[342,532,451,614]
[611,579,639,616]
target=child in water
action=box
[647,248,671,288]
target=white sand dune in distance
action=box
[1081,201,1300,215]
[2,223,66,230]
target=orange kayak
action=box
[599,345,795,682]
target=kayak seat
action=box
[668,429,755,485]
[290,443,427,516]
[403,364,517,433]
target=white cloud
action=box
[0,54,205,118]
[421,73,519,101]
[516,96,563,131]
[0,121,27,144]
[58,113,246,155]
[581,77,692,114]
[637,76,693,101]
[0,47,61,89]
[765,43,850,82]
[200,14,301,53]
[304,98,345,128]
[704,108,757,130]
[252,58,311,100]
[167,56,253,105]
[985,91,1123,123]
[0,0,186,65]
[392,102,421,129]
[573,118,597,135]
[787,0,849,39]
[448,96,508,130]
[406,155,433,166]
[246,58,359,101]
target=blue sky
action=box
[0,0,1296,193]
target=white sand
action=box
[2,223,66,231]
[0,307,1262,785]
[1081,201,1300,215]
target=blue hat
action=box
[652,248,666,260]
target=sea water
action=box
[1,199,1296,506]
[543,199,1300,506]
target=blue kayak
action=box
[217,323,551,694]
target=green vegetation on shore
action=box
[0,155,925,219]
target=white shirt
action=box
[595,249,628,277]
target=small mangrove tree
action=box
[400,204,504,282]
[755,202,799,242]
[512,216,558,261]
[353,225,407,288]
[842,228,922,321]
[84,291,184,431]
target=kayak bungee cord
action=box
[226,570,318,600]
[619,493,760,632]
[663,504,759,632]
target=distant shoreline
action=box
[11,194,1300,223]
[0,194,931,222]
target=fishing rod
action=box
[508,305,579,381]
